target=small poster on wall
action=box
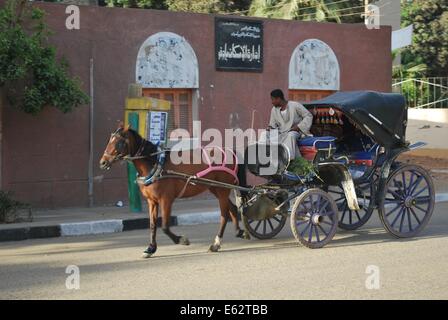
[215,17,263,72]
[146,111,168,144]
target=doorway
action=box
[288,89,334,103]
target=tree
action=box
[166,0,251,13]
[104,0,168,9]
[0,0,89,115]
[401,0,448,77]
[103,0,251,13]
[248,0,364,23]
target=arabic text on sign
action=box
[217,44,261,62]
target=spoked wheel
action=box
[244,214,287,239]
[328,182,375,230]
[379,164,435,238]
[290,188,338,248]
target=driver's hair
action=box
[270,89,284,100]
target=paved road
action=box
[1,202,447,300]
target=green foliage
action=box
[100,0,364,20]
[401,0,448,77]
[248,0,363,23]
[105,0,168,9]
[287,157,316,177]
[166,0,222,13]
[0,190,31,223]
[104,0,251,13]
[0,0,89,115]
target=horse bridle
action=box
[102,129,162,168]
[102,130,131,165]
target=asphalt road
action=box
[1,202,447,300]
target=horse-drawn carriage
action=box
[239,90,435,248]
[100,90,435,256]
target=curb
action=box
[0,213,217,243]
[1,193,448,243]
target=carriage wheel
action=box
[243,213,287,240]
[378,164,435,238]
[328,182,375,230]
[290,189,338,249]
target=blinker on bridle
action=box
[102,129,130,164]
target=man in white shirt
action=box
[265,89,313,159]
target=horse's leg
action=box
[160,198,190,245]
[142,200,159,258]
[208,187,231,252]
[232,164,251,240]
[228,191,251,240]
[228,193,245,239]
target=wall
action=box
[0,2,392,208]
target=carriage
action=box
[101,90,435,255]
[235,90,435,248]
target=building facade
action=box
[0,2,392,208]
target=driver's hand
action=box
[289,127,300,133]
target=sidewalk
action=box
[0,198,223,242]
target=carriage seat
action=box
[298,136,336,161]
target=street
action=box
[1,202,447,300]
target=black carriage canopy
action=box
[303,91,408,148]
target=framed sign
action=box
[215,17,263,72]
[146,111,168,144]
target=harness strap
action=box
[136,146,166,186]
[176,175,196,198]
[137,146,239,188]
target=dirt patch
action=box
[398,148,448,192]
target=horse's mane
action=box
[125,127,142,144]
[125,127,160,161]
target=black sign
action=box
[215,17,263,72]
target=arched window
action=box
[136,32,199,133]
[288,39,340,102]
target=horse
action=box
[99,122,246,258]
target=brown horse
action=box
[99,123,245,258]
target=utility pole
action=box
[364,0,369,21]
[0,89,3,190]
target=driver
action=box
[264,89,313,159]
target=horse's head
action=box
[99,122,135,170]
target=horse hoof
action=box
[235,230,245,239]
[141,252,153,259]
[208,244,220,253]
[243,231,251,240]
[142,244,157,258]
[179,236,190,246]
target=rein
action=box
[123,149,165,161]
